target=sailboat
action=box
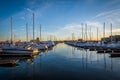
[106,23,120,49]
[0,16,39,56]
[28,19,48,50]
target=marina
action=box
[0,0,120,80]
[0,13,120,80]
[0,43,120,80]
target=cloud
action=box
[61,21,102,33]
[113,29,120,34]
[94,9,120,24]
[54,20,120,39]
[85,0,95,4]
[1,0,120,41]
[25,8,33,13]
[105,0,120,7]
[15,7,120,40]
[86,21,102,27]
[27,0,37,6]
[57,10,120,37]
[95,9,120,17]
[20,17,25,20]
[62,24,82,30]
[89,8,120,36]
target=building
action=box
[101,35,120,43]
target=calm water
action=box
[0,43,120,80]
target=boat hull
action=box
[0,49,39,57]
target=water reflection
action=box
[0,57,19,67]
[0,63,19,67]
[67,43,120,73]
[0,43,120,80]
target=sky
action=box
[0,0,120,41]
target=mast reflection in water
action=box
[0,43,120,80]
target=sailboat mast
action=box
[97,27,98,42]
[103,22,105,38]
[10,17,13,44]
[90,26,91,41]
[110,23,112,43]
[40,24,41,41]
[26,23,28,42]
[33,13,35,40]
[72,33,74,41]
[81,23,83,41]
[85,24,87,41]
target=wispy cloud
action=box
[27,0,38,7]
[20,17,25,20]
[59,8,120,34]
[95,9,120,18]
[22,7,120,40]
[25,8,33,13]
[94,9,120,24]
[105,0,120,7]
[62,24,82,30]
[86,21,102,27]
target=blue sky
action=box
[0,0,120,41]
